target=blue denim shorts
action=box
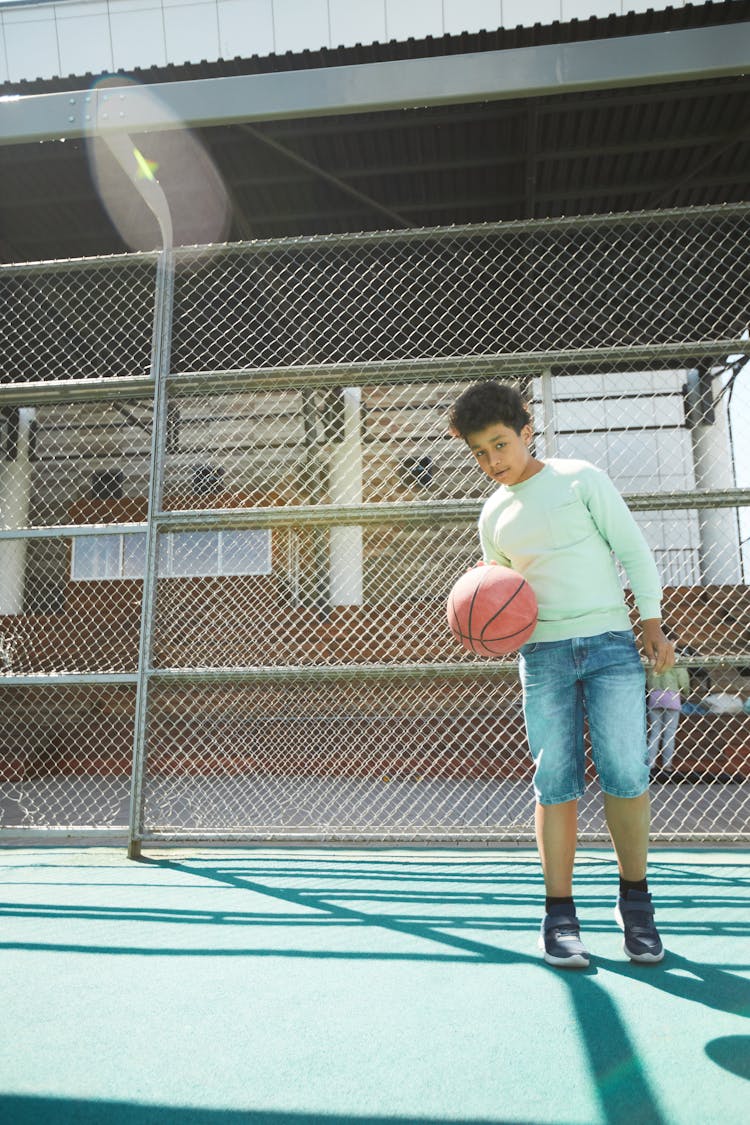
[518,630,649,805]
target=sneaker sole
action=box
[614,905,665,963]
[621,942,664,963]
[537,935,590,968]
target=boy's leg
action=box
[536,799,589,967]
[535,798,578,895]
[603,791,650,881]
[605,790,662,959]
[584,631,664,962]
[519,640,589,967]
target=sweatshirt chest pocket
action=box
[545,498,593,549]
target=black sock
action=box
[619,876,648,898]
[545,895,575,913]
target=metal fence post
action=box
[127,248,174,859]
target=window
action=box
[72,535,122,580]
[71,530,272,580]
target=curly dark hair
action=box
[448,380,532,439]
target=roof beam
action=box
[1,22,749,145]
[232,75,750,139]
[237,122,410,228]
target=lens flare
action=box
[86,75,232,253]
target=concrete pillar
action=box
[685,368,742,584]
[0,407,35,613]
[328,387,363,606]
[539,368,557,458]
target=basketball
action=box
[447,564,538,657]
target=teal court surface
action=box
[1,846,748,1125]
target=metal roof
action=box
[0,0,748,263]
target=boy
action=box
[449,380,674,968]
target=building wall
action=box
[0,0,718,86]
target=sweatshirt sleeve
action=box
[579,467,662,621]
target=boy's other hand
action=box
[641,620,675,673]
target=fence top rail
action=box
[0,202,748,276]
[0,249,158,276]
[171,202,750,253]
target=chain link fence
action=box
[1,205,749,846]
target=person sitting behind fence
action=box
[647,656,691,779]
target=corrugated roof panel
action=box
[2,0,748,96]
[0,2,748,261]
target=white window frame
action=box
[71,529,272,580]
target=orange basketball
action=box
[447,565,538,657]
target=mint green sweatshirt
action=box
[478,458,662,643]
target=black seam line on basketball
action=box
[447,590,471,643]
[476,618,539,650]
[447,589,467,641]
[479,577,527,640]
[466,569,487,644]
[482,607,539,641]
[449,597,474,646]
[480,611,540,644]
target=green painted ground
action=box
[0,846,748,1125]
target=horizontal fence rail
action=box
[0,204,749,848]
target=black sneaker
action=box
[538,905,590,968]
[615,890,664,963]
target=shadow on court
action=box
[1,849,748,1125]
[0,1099,548,1125]
[153,853,750,1125]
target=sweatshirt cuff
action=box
[636,598,662,621]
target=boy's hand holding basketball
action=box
[641,620,675,673]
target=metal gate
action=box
[1,205,748,849]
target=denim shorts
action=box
[518,630,649,805]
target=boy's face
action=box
[465,421,543,486]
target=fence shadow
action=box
[2,850,748,1125]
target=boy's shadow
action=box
[595,948,750,1019]
[590,952,750,1114]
